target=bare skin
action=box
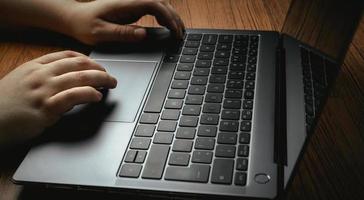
[0,0,185,146]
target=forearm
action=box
[0,0,77,34]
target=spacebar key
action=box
[165,164,210,183]
[144,62,177,113]
[142,144,170,179]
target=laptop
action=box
[13,0,363,199]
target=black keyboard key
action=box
[216,43,232,51]
[205,93,223,103]
[225,89,242,98]
[193,68,210,76]
[177,63,194,71]
[119,164,142,178]
[185,95,203,105]
[218,34,233,43]
[246,72,256,80]
[203,103,221,114]
[227,80,243,89]
[164,55,179,63]
[139,113,159,124]
[215,145,236,158]
[195,137,215,150]
[144,63,176,113]
[200,114,219,125]
[171,80,188,89]
[219,121,239,132]
[191,76,208,85]
[223,99,241,109]
[237,145,249,157]
[211,159,234,184]
[142,145,170,179]
[197,125,217,137]
[179,116,199,127]
[169,153,190,166]
[239,133,250,144]
[180,55,196,63]
[187,33,202,41]
[243,100,253,109]
[175,71,191,80]
[185,40,200,48]
[211,66,228,74]
[235,172,247,186]
[153,132,174,144]
[130,138,151,150]
[241,110,252,120]
[215,50,230,58]
[236,158,248,171]
[165,99,183,109]
[207,84,225,93]
[244,90,254,99]
[247,64,256,72]
[230,62,246,71]
[135,151,147,163]
[192,151,213,164]
[182,48,198,55]
[172,139,193,152]
[165,164,210,183]
[124,150,137,163]
[157,121,177,132]
[182,105,201,116]
[188,85,206,95]
[209,75,226,83]
[240,121,252,132]
[202,34,218,45]
[161,109,180,120]
[198,52,214,60]
[217,132,237,144]
[213,58,229,66]
[221,109,240,120]
[228,71,244,79]
[168,89,186,99]
[135,125,156,137]
[176,127,196,139]
[200,45,215,52]
[195,60,212,68]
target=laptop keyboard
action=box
[119,33,259,186]
[300,47,338,133]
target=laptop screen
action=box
[281,0,363,62]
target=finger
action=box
[33,50,86,64]
[45,56,106,76]
[49,70,117,95]
[46,86,103,114]
[95,23,147,43]
[144,0,180,35]
[166,3,185,39]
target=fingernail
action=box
[134,28,146,40]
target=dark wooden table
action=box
[1,0,363,199]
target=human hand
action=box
[64,0,185,45]
[0,51,117,146]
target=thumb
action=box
[97,23,147,43]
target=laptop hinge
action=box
[274,36,288,197]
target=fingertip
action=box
[134,28,147,41]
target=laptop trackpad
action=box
[95,60,157,122]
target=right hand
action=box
[0,50,117,146]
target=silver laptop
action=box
[13,0,363,199]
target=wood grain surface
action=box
[0,0,363,200]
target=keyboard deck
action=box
[119,33,260,186]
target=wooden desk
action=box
[1,0,363,199]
